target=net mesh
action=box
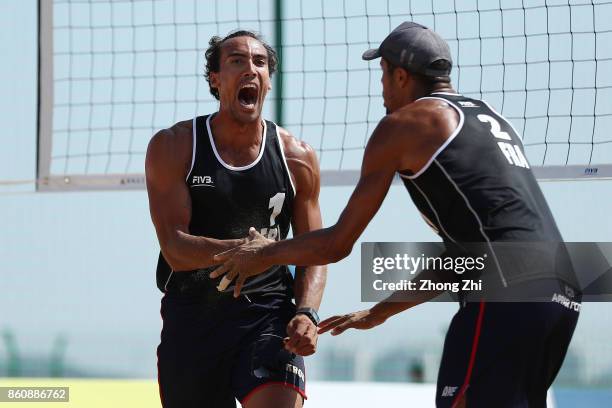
[45,0,612,181]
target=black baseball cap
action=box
[362,22,452,78]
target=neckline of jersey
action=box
[206,113,267,171]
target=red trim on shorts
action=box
[240,381,307,406]
[451,301,486,408]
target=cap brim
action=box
[362,48,381,60]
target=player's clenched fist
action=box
[284,314,318,356]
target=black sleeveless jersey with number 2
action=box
[400,93,564,286]
[156,114,296,298]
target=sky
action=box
[1,0,612,385]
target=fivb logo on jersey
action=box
[192,175,215,187]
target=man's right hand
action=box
[317,309,388,336]
[211,227,276,296]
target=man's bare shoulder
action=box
[391,98,459,137]
[363,98,460,172]
[369,98,460,173]
[146,119,194,176]
[277,126,318,168]
[276,126,320,194]
[149,119,193,149]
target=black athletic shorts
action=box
[157,292,307,407]
[436,280,580,408]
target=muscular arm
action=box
[211,99,459,292]
[211,115,413,282]
[278,130,327,356]
[145,123,244,272]
[255,101,457,267]
[317,267,445,336]
[260,116,403,267]
[280,130,327,310]
[318,245,455,336]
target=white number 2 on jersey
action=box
[477,114,530,169]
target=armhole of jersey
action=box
[480,99,524,141]
[185,116,197,182]
[274,122,297,197]
[399,96,465,180]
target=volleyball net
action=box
[32,0,612,191]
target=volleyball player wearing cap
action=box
[212,22,580,407]
[146,30,326,407]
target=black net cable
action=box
[63,0,73,175]
[589,0,598,164]
[566,0,575,166]
[84,0,95,174]
[338,0,350,169]
[319,0,328,166]
[104,0,116,174]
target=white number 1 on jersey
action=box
[260,192,285,240]
[268,192,285,226]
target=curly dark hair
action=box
[204,30,278,100]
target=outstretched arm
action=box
[318,267,444,336]
[211,115,405,289]
[263,117,402,266]
[211,99,457,293]
[146,123,244,272]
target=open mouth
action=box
[238,84,258,110]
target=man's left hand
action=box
[317,309,387,336]
[210,227,275,297]
[284,314,318,356]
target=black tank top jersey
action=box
[400,93,564,285]
[156,114,296,298]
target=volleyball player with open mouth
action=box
[146,30,326,408]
